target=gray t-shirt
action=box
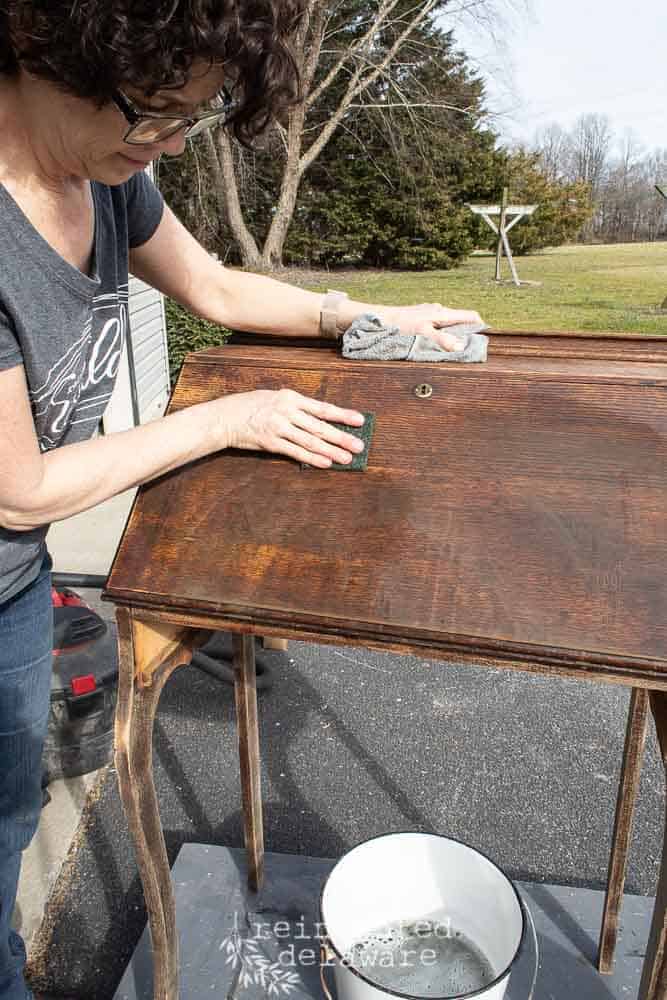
[0,171,164,604]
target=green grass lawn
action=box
[168,242,666,379]
[295,242,667,336]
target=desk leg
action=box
[233,634,265,891]
[638,691,667,1000]
[115,609,199,1000]
[598,688,649,972]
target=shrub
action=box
[165,299,230,386]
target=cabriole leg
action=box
[115,609,201,1000]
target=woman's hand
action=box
[217,389,366,468]
[378,303,485,351]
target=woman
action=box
[0,3,483,997]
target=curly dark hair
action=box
[0,0,303,143]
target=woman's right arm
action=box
[0,365,365,532]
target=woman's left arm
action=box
[130,204,483,350]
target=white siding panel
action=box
[130,300,162,326]
[136,374,170,425]
[102,337,135,433]
[141,378,172,413]
[128,301,159,326]
[129,291,161,318]
[135,340,168,381]
[104,166,170,431]
[136,364,170,403]
[129,276,170,424]
[105,277,170,430]
[132,314,164,357]
[133,310,169,413]
[128,277,153,299]
[134,334,163,375]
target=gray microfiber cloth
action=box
[342,312,489,363]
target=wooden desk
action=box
[104,332,667,1000]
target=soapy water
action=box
[346,915,496,997]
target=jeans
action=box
[0,552,53,1000]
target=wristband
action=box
[319,289,349,340]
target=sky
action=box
[448,0,666,157]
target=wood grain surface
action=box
[104,335,667,673]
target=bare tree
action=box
[533,122,571,182]
[569,112,613,197]
[531,117,667,245]
[203,0,515,269]
[618,129,643,181]
[647,151,667,241]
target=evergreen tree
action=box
[157,4,588,268]
[281,24,504,268]
[159,0,506,268]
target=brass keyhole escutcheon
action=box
[414,383,433,399]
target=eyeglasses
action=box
[112,87,235,145]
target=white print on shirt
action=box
[30,284,129,450]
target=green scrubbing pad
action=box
[302,412,375,471]
[330,412,375,471]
